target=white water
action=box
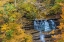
[34,19,56,42]
[34,20,38,30]
[34,20,45,42]
[44,20,51,32]
[49,20,56,29]
[39,31,45,42]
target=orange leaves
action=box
[1,23,32,42]
[59,3,64,7]
[0,7,4,11]
[54,3,64,42]
[61,14,64,19]
[51,3,64,42]
[0,0,33,42]
[62,7,64,16]
[52,34,61,39]
[58,23,64,29]
[62,7,64,12]
[49,30,55,34]
[0,0,9,6]
[52,34,62,42]
[0,14,3,17]
[60,3,64,19]
[61,33,64,40]
[61,7,64,19]
[0,1,5,6]
[1,24,8,31]
[58,3,64,29]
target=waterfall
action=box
[40,21,45,42]
[34,20,45,42]
[39,31,45,42]
[34,20,38,30]
[44,20,51,32]
[34,19,56,42]
[34,20,44,31]
[40,20,45,31]
[49,20,56,29]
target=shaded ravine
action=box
[33,19,56,42]
[21,18,61,42]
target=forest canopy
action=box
[0,0,64,42]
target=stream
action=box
[34,19,56,42]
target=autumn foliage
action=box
[51,3,64,42]
[0,0,64,42]
[0,0,32,42]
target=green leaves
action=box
[58,40,64,42]
[52,4,61,14]
[51,4,60,9]
[6,30,14,39]
[9,16,15,22]
[55,0,64,3]
[18,2,38,20]
[25,12,36,20]
[4,3,16,11]
[20,2,37,13]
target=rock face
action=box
[46,14,61,19]
[22,16,61,42]
[0,38,2,42]
[21,0,61,42]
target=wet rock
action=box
[45,35,51,38]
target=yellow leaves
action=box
[61,14,64,19]
[20,2,37,13]
[21,3,31,12]
[0,14,3,17]
[11,12,20,18]
[0,1,4,6]
[11,12,21,18]
[60,3,64,19]
[1,23,19,31]
[0,7,4,11]
[6,33,32,42]
[62,6,64,15]
[58,40,64,42]
[25,0,31,3]
[49,30,55,34]
[61,33,64,40]
[9,15,16,22]
[58,23,64,29]
[52,34,62,42]
[54,3,64,42]
[0,0,32,42]
[1,24,8,31]
[9,0,14,2]
[25,34,32,42]
[12,14,16,18]
[25,0,36,3]
[1,23,32,42]
[59,3,64,29]
[0,0,9,6]
[61,4,64,19]
[59,3,64,7]
[52,34,61,39]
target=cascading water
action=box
[49,20,56,29]
[39,31,45,42]
[44,20,51,32]
[34,20,44,31]
[34,20,45,42]
[34,19,56,42]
